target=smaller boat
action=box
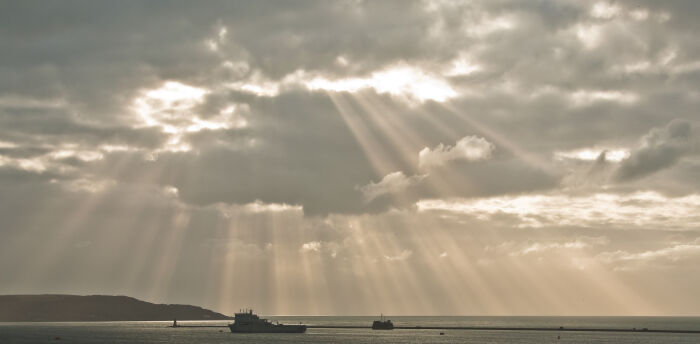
[372,314,394,330]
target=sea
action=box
[2,316,700,343]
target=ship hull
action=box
[228,324,307,333]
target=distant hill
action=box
[0,294,232,322]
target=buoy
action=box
[55,337,61,340]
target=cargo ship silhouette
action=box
[228,309,306,333]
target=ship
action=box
[228,309,306,333]
[372,314,394,330]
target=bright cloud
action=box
[516,239,607,256]
[242,201,303,214]
[358,171,425,202]
[225,69,308,97]
[0,146,105,174]
[301,241,322,252]
[555,148,630,162]
[444,55,481,77]
[133,81,249,153]
[590,2,622,20]
[575,24,604,49]
[224,63,458,103]
[384,249,413,261]
[570,90,639,106]
[464,14,516,37]
[419,135,494,168]
[598,239,700,270]
[216,201,303,218]
[417,192,700,230]
[600,243,700,263]
[306,65,457,103]
[133,81,208,132]
[0,155,47,172]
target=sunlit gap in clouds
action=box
[306,64,458,104]
[132,81,247,155]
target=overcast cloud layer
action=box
[1,0,699,315]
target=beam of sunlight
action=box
[328,93,399,176]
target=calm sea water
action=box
[2,317,699,343]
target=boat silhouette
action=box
[372,314,394,330]
[228,309,306,333]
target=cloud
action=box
[419,135,494,168]
[301,241,321,252]
[358,171,426,202]
[616,119,698,181]
[493,237,608,257]
[559,150,615,189]
[555,147,630,162]
[243,201,302,214]
[306,64,458,103]
[590,2,623,20]
[570,90,639,106]
[1,0,697,216]
[598,238,700,270]
[417,191,700,230]
[384,249,413,261]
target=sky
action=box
[1,0,699,316]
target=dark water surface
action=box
[2,316,700,343]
